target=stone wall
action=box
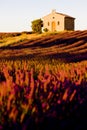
[64,17,75,31]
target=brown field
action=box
[0,31,87,129]
[0,30,87,62]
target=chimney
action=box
[52,9,56,13]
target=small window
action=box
[53,17,55,19]
[48,22,50,26]
[58,21,60,25]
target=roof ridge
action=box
[42,10,75,19]
[56,12,75,19]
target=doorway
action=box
[51,21,56,32]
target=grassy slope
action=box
[0,31,87,62]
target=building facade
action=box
[42,10,75,32]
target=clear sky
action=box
[0,0,87,32]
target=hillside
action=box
[0,30,87,62]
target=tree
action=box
[31,19,43,33]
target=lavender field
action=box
[0,31,87,130]
[0,59,87,130]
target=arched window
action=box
[48,22,50,26]
[58,21,60,25]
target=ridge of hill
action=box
[0,30,87,62]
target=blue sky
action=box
[0,0,87,32]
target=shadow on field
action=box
[0,51,87,63]
[0,30,87,62]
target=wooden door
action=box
[52,21,56,32]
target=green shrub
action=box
[43,28,49,32]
